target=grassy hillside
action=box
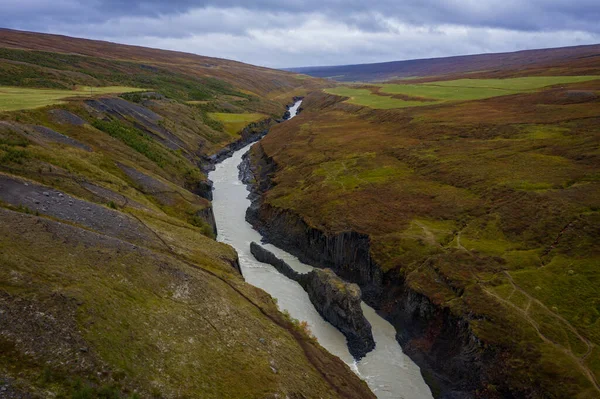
[0,86,147,111]
[290,43,600,82]
[253,66,600,397]
[0,30,372,398]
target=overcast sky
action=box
[1,0,599,68]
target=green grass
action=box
[324,87,438,109]
[381,76,600,102]
[312,154,413,190]
[0,86,146,112]
[207,113,267,136]
[90,118,201,183]
[380,84,519,101]
[91,119,170,167]
[516,125,570,140]
[0,48,256,103]
[430,76,600,90]
[327,76,600,109]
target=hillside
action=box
[247,57,600,397]
[0,30,372,398]
[289,43,600,81]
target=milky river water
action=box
[209,101,432,399]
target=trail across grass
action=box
[326,75,600,109]
[0,86,146,112]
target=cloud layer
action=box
[1,0,599,67]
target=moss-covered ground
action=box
[0,32,372,398]
[258,71,600,397]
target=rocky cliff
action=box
[250,242,375,359]
[243,142,498,398]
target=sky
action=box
[1,0,599,68]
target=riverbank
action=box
[209,100,433,399]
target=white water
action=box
[209,101,432,399]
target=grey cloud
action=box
[0,1,599,68]
[3,1,600,33]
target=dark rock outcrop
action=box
[250,242,375,360]
[301,268,375,360]
[0,121,92,152]
[185,179,213,201]
[250,242,300,281]
[49,109,87,126]
[85,97,186,151]
[0,174,166,251]
[31,125,92,152]
[196,205,218,238]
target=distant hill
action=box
[0,28,322,97]
[288,44,600,81]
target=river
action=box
[209,101,432,399]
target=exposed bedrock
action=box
[241,143,506,399]
[301,268,376,360]
[250,242,300,281]
[196,205,218,238]
[250,242,375,360]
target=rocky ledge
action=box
[250,242,375,359]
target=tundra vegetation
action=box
[0,29,374,399]
[1,26,600,399]
[255,61,600,397]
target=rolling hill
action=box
[2,27,600,399]
[0,29,370,398]
[289,43,600,81]
[250,45,600,397]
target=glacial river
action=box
[209,101,432,399]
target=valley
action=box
[0,26,599,399]
[0,29,371,398]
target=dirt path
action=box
[414,221,439,247]
[483,272,599,392]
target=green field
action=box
[429,76,600,90]
[324,87,441,109]
[380,83,518,101]
[327,76,600,109]
[0,86,146,112]
[208,112,267,135]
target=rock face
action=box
[301,268,375,360]
[243,143,493,398]
[250,242,300,281]
[250,242,375,360]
